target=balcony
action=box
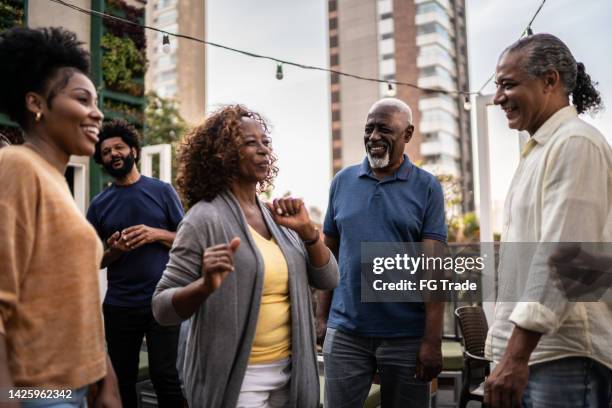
[415,11,452,33]
[415,0,453,16]
[420,116,459,135]
[416,53,456,75]
[418,75,457,93]
[419,96,458,117]
[416,32,454,52]
[420,138,460,159]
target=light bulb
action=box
[386,83,396,97]
[276,64,283,80]
[162,34,171,54]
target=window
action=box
[332,110,341,121]
[416,1,447,16]
[329,17,337,30]
[329,0,337,12]
[380,12,392,20]
[332,129,341,141]
[382,53,394,61]
[156,10,177,26]
[417,22,450,41]
[330,54,339,66]
[158,69,175,82]
[420,65,453,82]
[333,147,342,159]
[421,109,456,124]
[331,91,340,103]
[381,32,393,40]
[330,35,338,48]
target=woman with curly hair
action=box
[153,105,338,408]
[0,27,120,407]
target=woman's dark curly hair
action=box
[94,119,142,164]
[0,27,91,129]
[177,105,278,207]
[503,33,602,114]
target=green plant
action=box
[144,92,188,186]
[101,33,147,95]
[0,1,25,33]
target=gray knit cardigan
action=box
[152,191,339,408]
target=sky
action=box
[206,0,612,223]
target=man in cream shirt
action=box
[484,33,612,408]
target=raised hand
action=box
[266,197,318,242]
[202,237,241,294]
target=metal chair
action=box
[454,306,492,408]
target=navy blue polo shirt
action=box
[87,175,184,307]
[323,155,447,337]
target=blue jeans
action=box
[20,387,87,408]
[323,327,429,408]
[523,357,612,408]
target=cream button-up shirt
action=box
[486,106,612,369]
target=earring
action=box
[35,112,42,122]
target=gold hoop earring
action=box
[35,112,42,122]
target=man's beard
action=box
[104,153,135,178]
[366,142,391,169]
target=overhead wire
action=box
[47,0,546,97]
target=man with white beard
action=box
[318,98,448,407]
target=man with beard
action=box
[319,98,447,407]
[87,119,185,407]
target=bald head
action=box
[368,98,413,127]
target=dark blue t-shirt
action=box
[323,156,447,337]
[87,175,184,307]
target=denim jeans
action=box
[103,304,184,408]
[323,327,429,408]
[522,357,612,408]
[20,386,87,408]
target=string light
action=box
[463,95,471,111]
[276,63,283,80]
[47,0,546,97]
[162,33,171,53]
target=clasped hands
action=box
[106,224,160,252]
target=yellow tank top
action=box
[248,225,292,364]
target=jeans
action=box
[522,357,612,408]
[20,386,87,408]
[103,304,184,408]
[323,327,429,408]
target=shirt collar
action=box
[358,154,413,181]
[532,105,578,146]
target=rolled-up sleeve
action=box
[510,136,609,334]
[153,221,204,326]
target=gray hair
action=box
[369,98,413,124]
[503,33,602,114]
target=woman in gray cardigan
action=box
[152,105,339,408]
